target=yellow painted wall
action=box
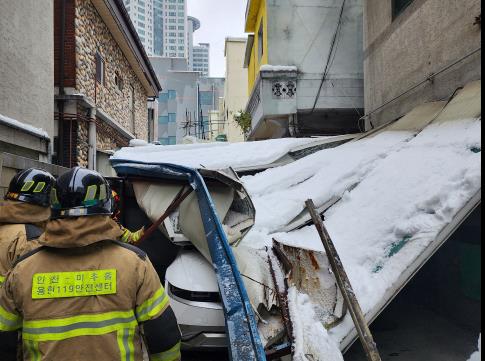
[247,0,268,95]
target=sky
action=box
[187,0,247,78]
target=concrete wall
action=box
[364,0,482,126]
[150,57,199,143]
[267,0,364,111]
[0,0,55,141]
[224,39,248,142]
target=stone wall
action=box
[74,0,148,140]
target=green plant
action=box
[233,110,252,136]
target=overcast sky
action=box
[187,0,247,78]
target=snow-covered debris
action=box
[113,137,333,170]
[288,288,343,361]
[260,65,298,72]
[0,113,49,139]
[468,335,481,361]
[240,117,481,352]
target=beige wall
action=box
[0,0,54,142]
[364,0,482,126]
[224,39,248,143]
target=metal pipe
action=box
[136,186,194,244]
[88,108,97,170]
[57,0,67,166]
[306,199,382,361]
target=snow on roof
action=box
[259,64,298,72]
[239,117,481,356]
[0,113,49,139]
[112,137,336,170]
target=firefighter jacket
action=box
[0,216,181,361]
[0,200,50,285]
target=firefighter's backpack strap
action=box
[25,224,43,241]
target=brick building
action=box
[54,0,161,169]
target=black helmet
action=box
[51,167,112,219]
[5,168,55,207]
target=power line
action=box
[310,0,347,115]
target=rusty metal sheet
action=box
[273,240,347,329]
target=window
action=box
[168,113,176,123]
[95,52,105,85]
[115,72,124,91]
[258,22,264,61]
[168,136,177,145]
[168,90,177,99]
[392,0,414,19]
[159,115,169,124]
[199,91,213,106]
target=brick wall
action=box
[54,0,76,88]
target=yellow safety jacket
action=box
[0,216,181,361]
[0,200,50,285]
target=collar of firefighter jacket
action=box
[40,216,124,248]
[0,200,51,226]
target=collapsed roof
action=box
[112,80,481,359]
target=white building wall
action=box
[224,38,247,142]
[267,0,364,111]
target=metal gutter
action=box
[111,161,267,361]
[243,35,255,69]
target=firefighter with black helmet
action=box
[0,167,181,361]
[0,168,55,361]
[0,168,55,284]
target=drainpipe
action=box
[57,0,67,166]
[88,107,97,170]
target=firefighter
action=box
[0,168,55,361]
[0,168,55,284]
[111,189,145,245]
[0,167,181,361]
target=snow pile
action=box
[129,139,151,147]
[288,288,343,361]
[468,335,481,361]
[113,137,330,170]
[0,113,49,139]
[260,65,298,72]
[240,118,482,350]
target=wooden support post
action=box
[136,186,194,244]
[305,199,382,361]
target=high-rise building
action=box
[192,43,210,77]
[161,0,188,58]
[153,0,164,56]
[187,16,201,71]
[123,0,154,55]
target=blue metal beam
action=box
[111,161,266,361]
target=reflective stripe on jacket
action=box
[0,216,177,361]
